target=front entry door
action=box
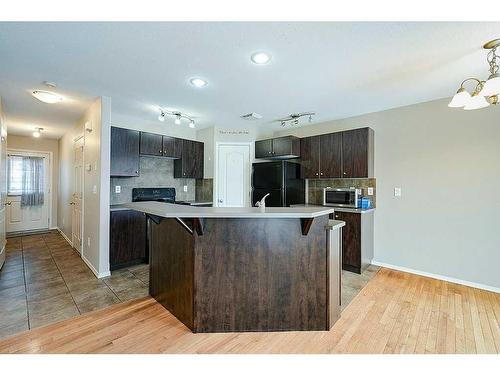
[71,137,84,253]
[216,143,250,207]
[6,152,49,233]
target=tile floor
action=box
[0,230,378,340]
[0,231,149,339]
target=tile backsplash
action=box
[110,156,195,205]
[307,178,376,207]
[195,178,213,203]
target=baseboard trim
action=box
[81,254,110,279]
[56,227,73,247]
[371,260,500,293]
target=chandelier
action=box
[448,38,500,110]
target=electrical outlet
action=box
[394,187,402,197]
[87,237,91,248]
[92,185,97,194]
[94,161,98,171]
[183,185,188,192]
[367,187,374,196]
[115,185,121,194]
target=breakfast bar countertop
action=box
[125,201,335,218]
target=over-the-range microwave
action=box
[323,187,359,208]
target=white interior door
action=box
[71,137,84,253]
[216,143,250,207]
[6,152,49,233]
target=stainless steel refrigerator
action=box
[251,161,305,207]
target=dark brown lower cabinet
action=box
[110,209,147,270]
[332,210,374,274]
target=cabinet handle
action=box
[159,150,163,153]
[315,172,319,176]
[343,172,347,175]
[268,151,271,154]
[320,172,324,176]
[135,170,139,174]
[335,215,339,219]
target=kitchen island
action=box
[124,202,343,333]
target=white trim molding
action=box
[57,227,73,247]
[81,254,110,279]
[372,260,500,294]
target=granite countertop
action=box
[291,204,375,214]
[124,201,335,219]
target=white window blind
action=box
[7,155,24,195]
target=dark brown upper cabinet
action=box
[174,139,204,179]
[255,136,300,159]
[162,136,183,159]
[300,127,373,179]
[110,127,140,177]
[341,127,374,178]
[300,135,321,178]
[140,132,164,156]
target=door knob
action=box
[218,199,223,203]
[4,202,11,206]
[69,202,75,205]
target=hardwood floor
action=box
[0,268,498,354]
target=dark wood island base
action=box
[147,215,341,333]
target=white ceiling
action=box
[0,22,499,139]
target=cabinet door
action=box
[140,132,163,156]
[300,136,320,178]
[110,210,147,270]
[255,139,273,159]
[319,132,342,178]
[174,140,204,178]
[110,127,140,177]
[163,136,182,158]
[335,211,361,273]
[342,128,370,178]
[272,136,300,157]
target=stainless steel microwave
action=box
[323,188,359,208]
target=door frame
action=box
[6,148,53,231]
[72,135,85,255]
[214,142,252,208]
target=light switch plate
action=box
[367,187,374,196]
[115,185,121,194]
[87,237,91,247]
[92,185,97,194]
[183,185,188,192]
[394,187,402,197]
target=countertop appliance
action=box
[323,187,359,208]
[252,161,305,207]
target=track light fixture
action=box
[32,127,43,138]
[449,38,500,110]
[157,108,196,128]
[276,112,315,127]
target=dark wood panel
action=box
[174,139,204,178]
[255,139,273,159]
[162,136,182,158]
[140,132,163,156]
[110,127,140,177]
[335,211,361,273]
[149,218,194,330]
[272,136,300,158]
[193,216,329,332]
[319,132,342,178]
[341,127,372,178]
[109,210,147,270]
[300,136,320,178]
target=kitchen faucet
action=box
[255,193,270,208]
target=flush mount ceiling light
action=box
[32,127,43,138]
[189,78,208,88]
[32,90,63,104]
[157,108,196,128]
[250,51,272,65]
[449,38,500,110]
[275,112,315,127]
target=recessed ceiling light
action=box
[190,78,208,88]
[32,127,43,138]
[251,52,272,65]
[32,90,63,104]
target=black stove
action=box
[132,188,176,203]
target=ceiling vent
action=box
[240,112,263,120]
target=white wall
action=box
[58,97,111,278]
[196,126,215,179]
[8,135,59,229]
[275,98,500,290]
